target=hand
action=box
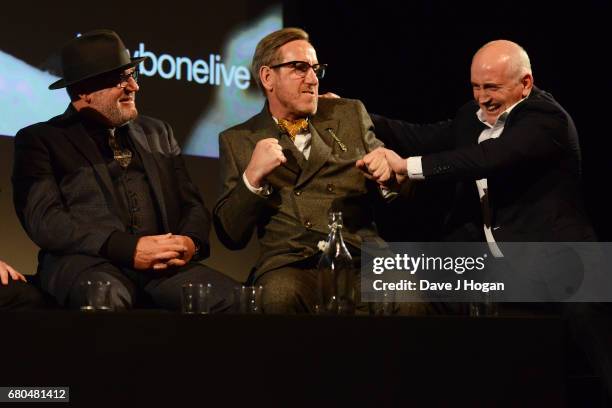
[162,235,196,268]
[356,147,393,185]
[244,138,286,188]
[0,260,27,285]
[133,233,187,271]
[384,149,409,176]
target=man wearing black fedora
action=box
[12,29,236,311]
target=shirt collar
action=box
[476,97,526,128]
[272,116,309,124]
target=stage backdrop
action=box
[0,1,281,158]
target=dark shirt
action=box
[81,117,163,266]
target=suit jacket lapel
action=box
[296,118,337,187]
[126,120,170,230]
[62,114,123,216]
[464,104,488,147]
[277,132,306,172]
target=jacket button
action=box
[326,183,335,193]
[294,190,302,196]
[304,220,312,229]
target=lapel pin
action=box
[326,128,347,152]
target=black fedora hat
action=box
[49,29,147,90]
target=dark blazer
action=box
[12,106,210,301]
[372,88,595,242]
[214,98,385,279]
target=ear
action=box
[520,73,534,97]
[259,66,274,92]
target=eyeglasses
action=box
[269,61,327,79]
[117,69,139,88]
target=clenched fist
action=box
[357,147,410,187]
[356,147,393,184]
[244,138,287,188]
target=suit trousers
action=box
[64,260,237,312]
[254,255,441,315]
[254,256,367,314]
[0,281,46,311]
[255,264,320,314]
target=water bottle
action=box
[317,211,356,314]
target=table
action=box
[0,312,566,407]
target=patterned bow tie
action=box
[277,118,309,141]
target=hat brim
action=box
[48,56,147,90]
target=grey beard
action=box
[107,109,138,128]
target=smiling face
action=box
[261,39,319,120]
[470,43,533,125]
[74,67,139,127]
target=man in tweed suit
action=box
[214,28,390,313]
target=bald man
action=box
[361,40,595,244]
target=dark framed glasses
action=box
[117,69,139,88]
[269,61,327,79]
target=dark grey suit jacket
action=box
[214,98,386,279]
[12,106,210,302]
